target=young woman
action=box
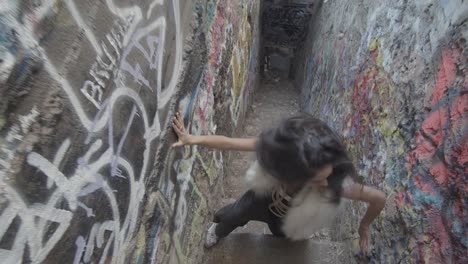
[172,112,386,255]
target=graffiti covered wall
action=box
[294,0,467,262]
[0,0,261,263]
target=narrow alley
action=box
[0,0,466,263]
[203,77,352,263]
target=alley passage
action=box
[203,77,354,264]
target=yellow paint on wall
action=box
[369,39,384,67]
[195,152,219,185]
[133,225,147,263]
[376,49,384,67]
[231,8,252,100]
[369,39,378,52]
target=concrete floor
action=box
[204,234,349,264]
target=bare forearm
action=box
[342,182,386,254]
[360,190,386,226]
[342,184,386,227]
[188,135,257,151]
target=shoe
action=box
[204,223,219,248]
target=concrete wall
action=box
[294,0,466,262]
[0,0,261,263]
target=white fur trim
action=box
[245,161,280,196]
[244,160,340,240]
[282,187,340,240]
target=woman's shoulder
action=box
[341,176,356,193]
[340,176,365,200]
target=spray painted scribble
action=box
[0,0,183,263]
[80,20,127,109]
[230,8,253,125]
[295,0,467,262]
[1,0,261,263]
[137,1,261,262]
[401,47,467,263]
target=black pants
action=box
[213,190,285,238]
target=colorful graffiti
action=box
[141,1,261,262]
[339,39,466,263]
[341,39,404,186]
[296,3,467,261]
[399,46,467,263]
[230,7,254,125]
[1,0,261,263]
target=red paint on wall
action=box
[395,191,406,206]
[427,209,452,259]
[413,174,433,194]
[431,50,458,106]
[450,93,468,122]
[411,136,436,164]
[346,66,382,140]
[405,45,467,263]
[208,5,228,67]
[454,136,468,165]
[429,162,449,185]
[420,107,448,146]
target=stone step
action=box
[203,233,353,264]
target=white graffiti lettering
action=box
[0,0,183,263]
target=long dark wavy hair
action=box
[256,113,358,203]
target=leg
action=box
[213,190,271,238]
[205,190,272,248]
[267,218,285,237]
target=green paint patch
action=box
[369,39,378,52]
[173,240,188,264]
[378,119,399,139]
[376,50,384,67]
[172,177,209,263]
[161,231,171,252]
[195,152,220,185]
[369,39,384,67]
[180,156,192,172]
[187,178,208,258]
[134,225,147,264]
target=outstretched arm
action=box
[342,182,386,255]
[172,112,257,151]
